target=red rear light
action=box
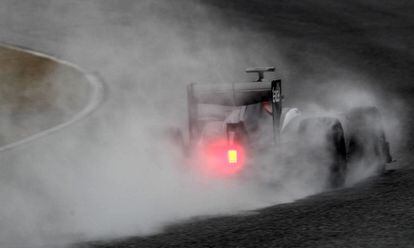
[198,138,245,177]
[227,149,238,164]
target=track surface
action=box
[0,1,413,247]
[84,169,414,248]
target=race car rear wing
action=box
[190,82,273,106]
[245,67,275,82]
[187,79,282,144]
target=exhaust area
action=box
[0,0,404,247]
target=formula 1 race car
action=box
[173,67,392,188]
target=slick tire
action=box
[299,117,347,189]
[346,106,391,174]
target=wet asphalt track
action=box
[0,0,413,247]
[82,169,414,248]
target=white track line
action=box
[0,43,105,152]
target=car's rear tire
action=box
[346,107,391,174]
[299,117,347,189]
